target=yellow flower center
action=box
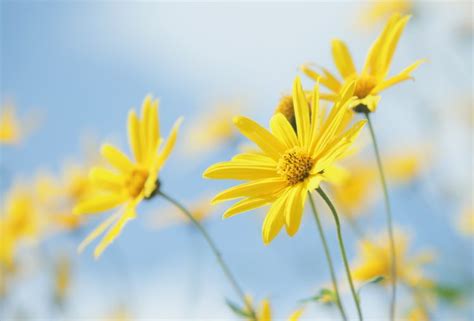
[277,147,314,185]
[354,75,377,99]
[126,169,149,198]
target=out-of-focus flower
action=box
[245,298,303,321]
[406,306,430,321]
[105,306,132,321]
[53,255,71,304]
[204,77,365,244]
[150,196,214,230]
[185,102,240,154]
[360,0,413,26]
[74,95,182,258]
[0,183,41,267]
[331,151,425,216]
[0,104,22,144]
[457,207,474,236]
[352,230,435,288]
[302,13,423,113]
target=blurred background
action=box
[1,1,472,320]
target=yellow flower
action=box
[302,13,423,113]
[74,95,182,258]
[352,230,435,288]
[248,298,303,321]
[203,77,366,244]
[0,184,40,267]
[331,151,424,216]
[457,207,474,236]
[0,104,22,144]
[185,102,240,154]
[406,306,429,321]
[54,255,71,303]
[361,0,413,26]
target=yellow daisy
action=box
[302,13,424,113]
[0,103,22,144]
[245,298,303,321]
[74,95,182,258]
[352,230,435,288]
[203,77,366,244]
[0,183,41,267]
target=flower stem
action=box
[158,190,257,320]
[317,187,363,321]
[364,112,397,321]
[308,193,348,321]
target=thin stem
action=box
[308,193,348,321]
[158,190,257,320]
[364,112,397,321]
[317,187,363,321]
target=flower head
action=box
[0,183,41,267]
[302,13,423,113]
[245,298,303,321]
[203,77,365,244]
[74,95,182,258]
[352,230,435,288]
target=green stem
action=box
[308,193,348,321]
[364,112,397,321]
[158,190,257,321]
[317,187,363,321]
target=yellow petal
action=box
[233,116,285,160]
[292,77,311,146]
[288,308,304,321]
[128,110,143,163]
[154,117,183,172]
[147,99,159,159]
[78,212,120,253]
[270,113,298,149]
[223,197,270,218]
[260,299,272,321]
[380,15,411,78]
[203,161,276,180]
[101,144,134,174]
[262,192,287,244]
[94,207,136,258]
[89,167,124,192]
[211,177,286,204]
[373,59,424,93]
[301,64,341,93]
[74,194,125,214]
[140,95,152,159]
[331,39,357,79]
[284,184,306,237]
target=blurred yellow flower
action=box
[150,196,214,229]
[74,95,182,258]
[457,207,474,236]
[331,151,424,216]
[204,77,365,244]
[54,255,71,303]
[302,13,423,113]
[352,230,435,288]
[361,0,413,26]
[185,102,239,154]
[246,298,303,321]
[0,104,22,144]
[0,184,41,267]
[406,306,429,321]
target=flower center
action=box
[354,75,377,99]
[277,147,314,185]
[126,169,149,198]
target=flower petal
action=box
[331,39,357,79]
[101,144,134,174]
[223,197,270,218]
[270,113,298,149]
[292,77,311,146]
[74,194,125,215]
[233,116,285,160]
[211,177,286,204]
